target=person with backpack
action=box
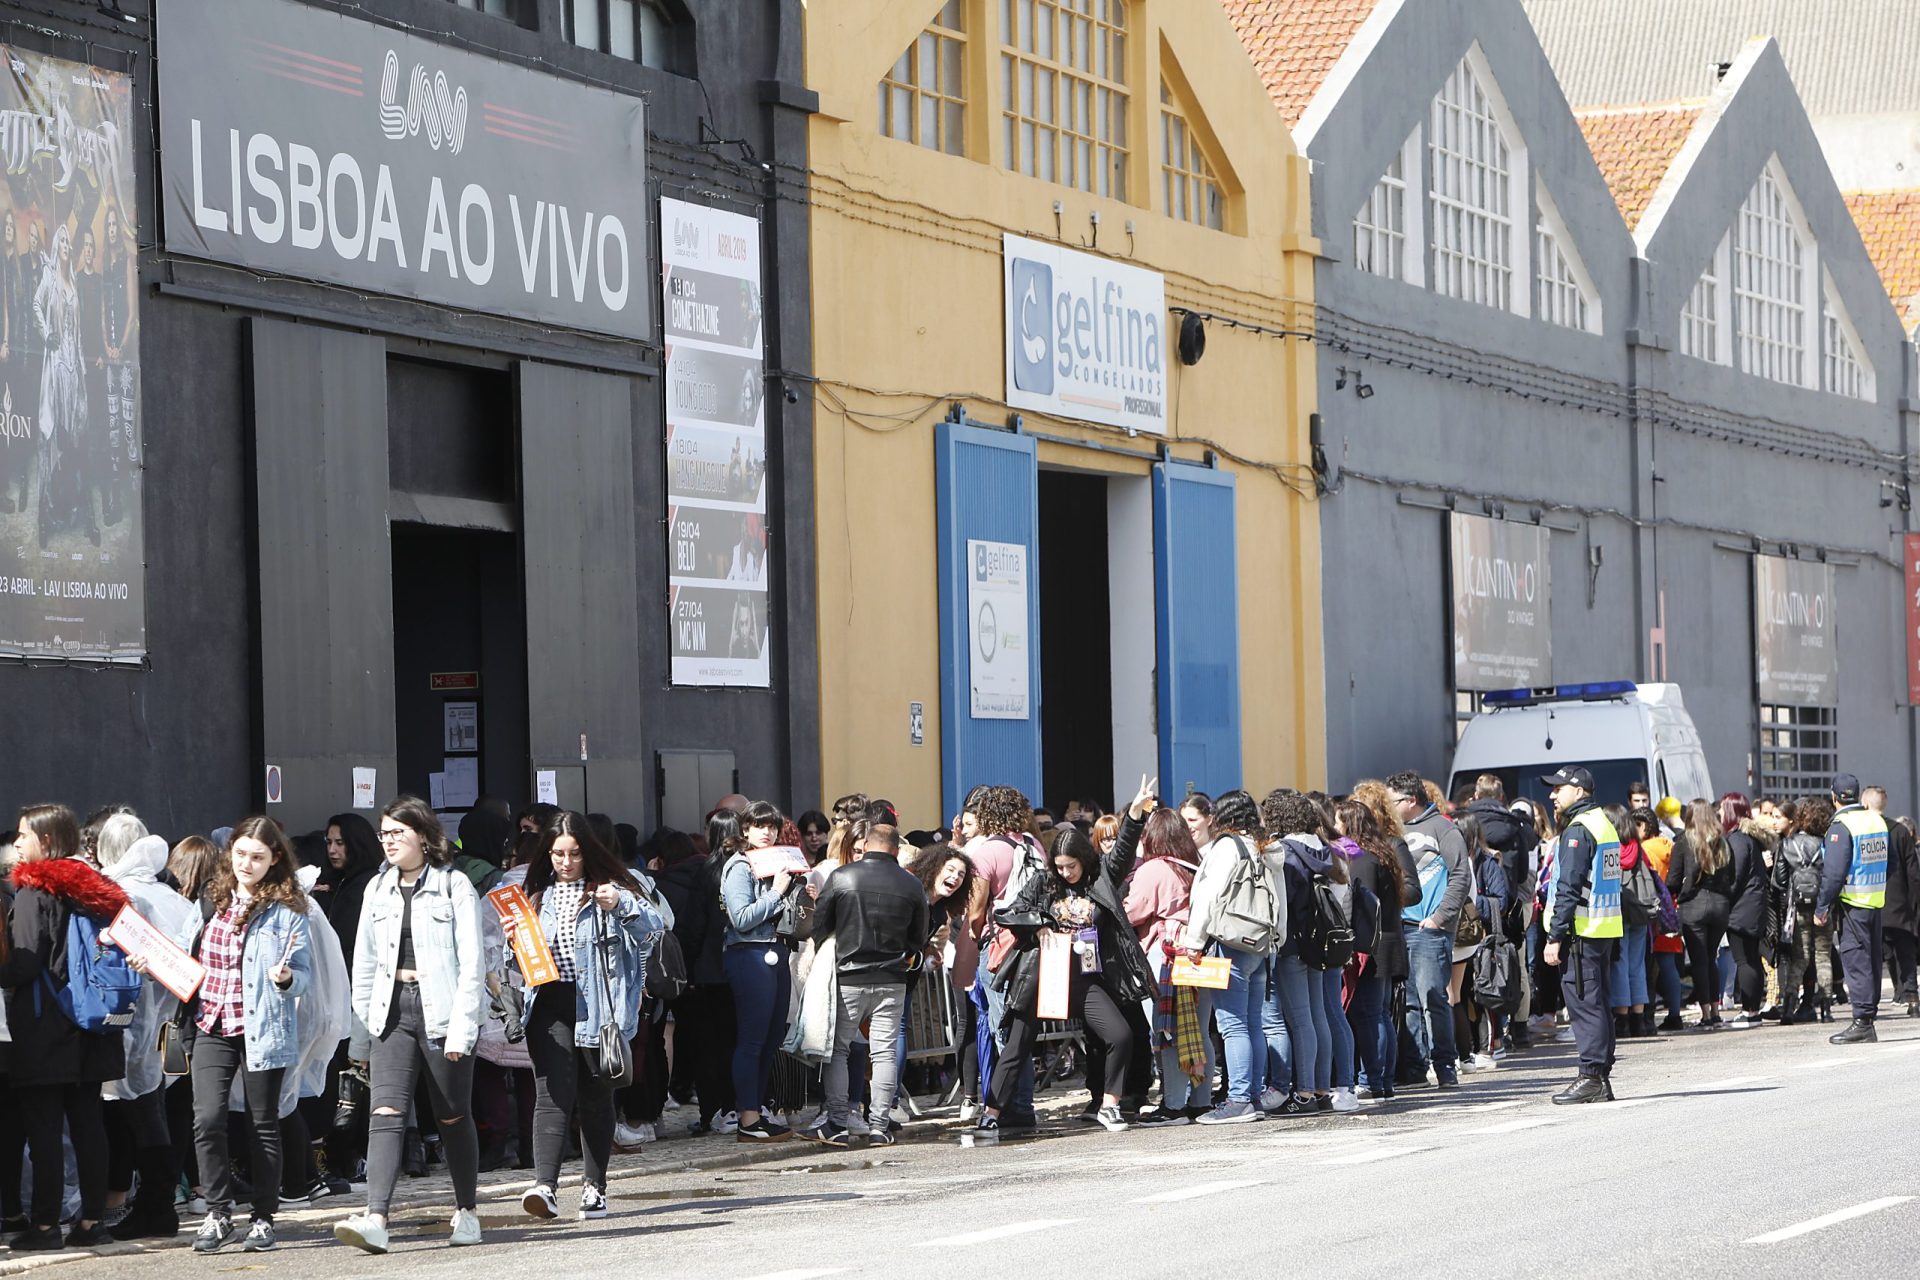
[654,826,734,1136]
[1632,809,1688,1031]
[1774,797,1834,1023]
[1124,803,1210,1124]
[2,804,136,1251]
[1540,769,1623,1104]
[964,786,1047,1130]
[1387,772,1470,1089]
[1260,791,1344,1115]
[1178,790,1282,1125]
[171,817,315,1253]
[511,812,657,1220]
[1607,803,1656,1040]
[1334,799,1410,1103]
[331,798,489,1255]
[973,780,1155,1140]
[1451,812,1509,1069]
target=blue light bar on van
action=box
[1481,681,1638,707]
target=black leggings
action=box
[1681,913,1728,1007]
[1727,930,1764,1013]
[105,1088,175,1213]
[528,982,615,1191]
[20,1083,108,1228]
[670,986,736,1126]
[955,984,980,1100]
[190,1032,283,1222]
[365,983,479,1217]
[988,977,1134,1110]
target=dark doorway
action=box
[1038,469,1114,815]
[390,525,528,820]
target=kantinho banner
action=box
[1754,554,1836,707]
[1451,512,1550,692]
[157,0,648,342]
[0,46,143,661]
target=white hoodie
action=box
[100,835,200,1101]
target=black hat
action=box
[1539,766,1595,792]
[1832,773,1861,801]
[905,829,942,850]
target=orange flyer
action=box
[486,884,559,987]
[1171,956,1232,990]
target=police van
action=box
[1448,681,1714,812]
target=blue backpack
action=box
[37,913,142,1032]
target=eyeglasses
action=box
[377,828,410,843]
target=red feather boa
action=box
[12,858,131,921]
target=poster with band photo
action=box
[662,196,770,687]
[0,47,143,661]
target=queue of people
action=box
[1,766,1906,1254]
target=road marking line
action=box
[1598,1097,1660,1109]
[1132,1179,1269,1204]
[1319,1145,1430,1165]
[1700,1075,1772,1090]
[1458,1117,1559,1135]
[739,1270,851,1280]
[916,1219,1080,1247]
[1792,1057,1865,1070]
[1745,1197,1915,1244]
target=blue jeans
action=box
[981,969,1035,1120]
[1321,966,1355,1090]
[1212,946,1269,1104]
[1654,950,1684,1016]
[1609,925,1650,1006]
[1347,967,1395,1094]
[722,943,790,1118]
[1403,924,1457,1080]
[1158,990,1215,1109]
[1266,955,1326,1095]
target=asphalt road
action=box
[54,1012,1920,1279]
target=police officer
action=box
[1540,767,1623,1103]
[1815,772,1888,1045]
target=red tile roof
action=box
[1844,189,1920,330]
[1220,0,1382,129]
[1573,101,1704,231]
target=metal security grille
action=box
[1000,0,1129,199]
[1160,80,1223,229]
[1735,167,1807,387]
[880,1,968,156]
[1757,703,1837,799]
[1355,148,1407,279]
[1428,58,1513,310]
[1680,255,1720,362]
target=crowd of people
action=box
[0,767,1906,1254]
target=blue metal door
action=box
[1154,462,1243,799]
[936,420,1042,821]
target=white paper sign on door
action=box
[966,539,1030,720]
[535,770,559,805]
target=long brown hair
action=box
[209,816,310,925]
[1336,799,1403,913]
[525,810,639,898]
[168,835,224,901]
[1138,807,1199,864]
[15,804,80,861]
[1683,799,1728,877]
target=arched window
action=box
[1428,56,1515,310]
[879,2,968,156]
[1733,164,1812,387]
[1000,0,1129,198]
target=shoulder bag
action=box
[591,904,635,1089]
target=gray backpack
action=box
[1208,835,1284,953]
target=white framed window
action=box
[879,1,968,157]
[1534,183,1600,333]
[1679,233,1732,365]
[1160,80,1224,230]
[1734,162,1816,389]
[1820,272,1875,401]
[1001,0,1130,199]
[1428,51,1525,313]
[1353,129,1422,285]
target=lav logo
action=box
[1009,256,1054,396]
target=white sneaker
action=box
[663,1096,683,1112]
[713,1111,739,1136]
[521,1183,558,1219]
[1424,1067,1439,1088]
[449,1208,481,1247]
[1095,1105,1129,1133]
[333,1213,389,1255]
[1195,1100,1262,1125]
[1330,1087,1360,1113]
[578,1185,608,1220]
[614,1122,648,1148]
[1553,1026,1578,1044]
[957,1100,980,1123]
[1259,1086,1286,1113]
[889,1101,913,1127]
[1470,1053,1497,1071]
[764,1110,789,1128]
[638,1121,657,1143]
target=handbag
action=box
[1453,897,1487,949]
[332,1062,368,1130]
[591,907,635,1089]
[157,1020,189,1078]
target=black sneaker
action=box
[305,1175,335,1203]
[867,1128,896,1147]
[66,1223,114,1249]
[735,1117,792,1143]
[812,1125,851,1148]
[11,1225,63,1251]
[969,1116,1000,1142]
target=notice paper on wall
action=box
[535,770,558,805]
[443,757,480,810]
[428,772,447,810]
[352,767,377,809]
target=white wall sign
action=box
[351,767,377,810]
[967,539,1030,720]
[1003,233,1168,434]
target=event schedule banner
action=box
[662,197,769,687]
[0,47,144,660]
[1450,512,1551,691]
[1755,554,1836,706]
[156,0,648,342]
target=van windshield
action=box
[1449,759,1651,814]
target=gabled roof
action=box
[1843,189,1920,331]
[1574,101,1703,231]
[1219,0,1381,129]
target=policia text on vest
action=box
[1816,780,1888,1043]
[1541,767,1621,1103]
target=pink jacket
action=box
[1124,857,1194,958]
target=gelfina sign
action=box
[1003,233,1167,435]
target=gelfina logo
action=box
[1008,256,1054,396]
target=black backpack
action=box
[1472,932,1524,1014]
[1349,881,1380,955]
[1297,859,1357,972]
[646,927,689,1002]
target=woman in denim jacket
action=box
[333,797,489,1255]
[510,812,657,1223]
[158,817,314,1255]
[718,803,798,1144]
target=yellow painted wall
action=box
[805,0,1324,825]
